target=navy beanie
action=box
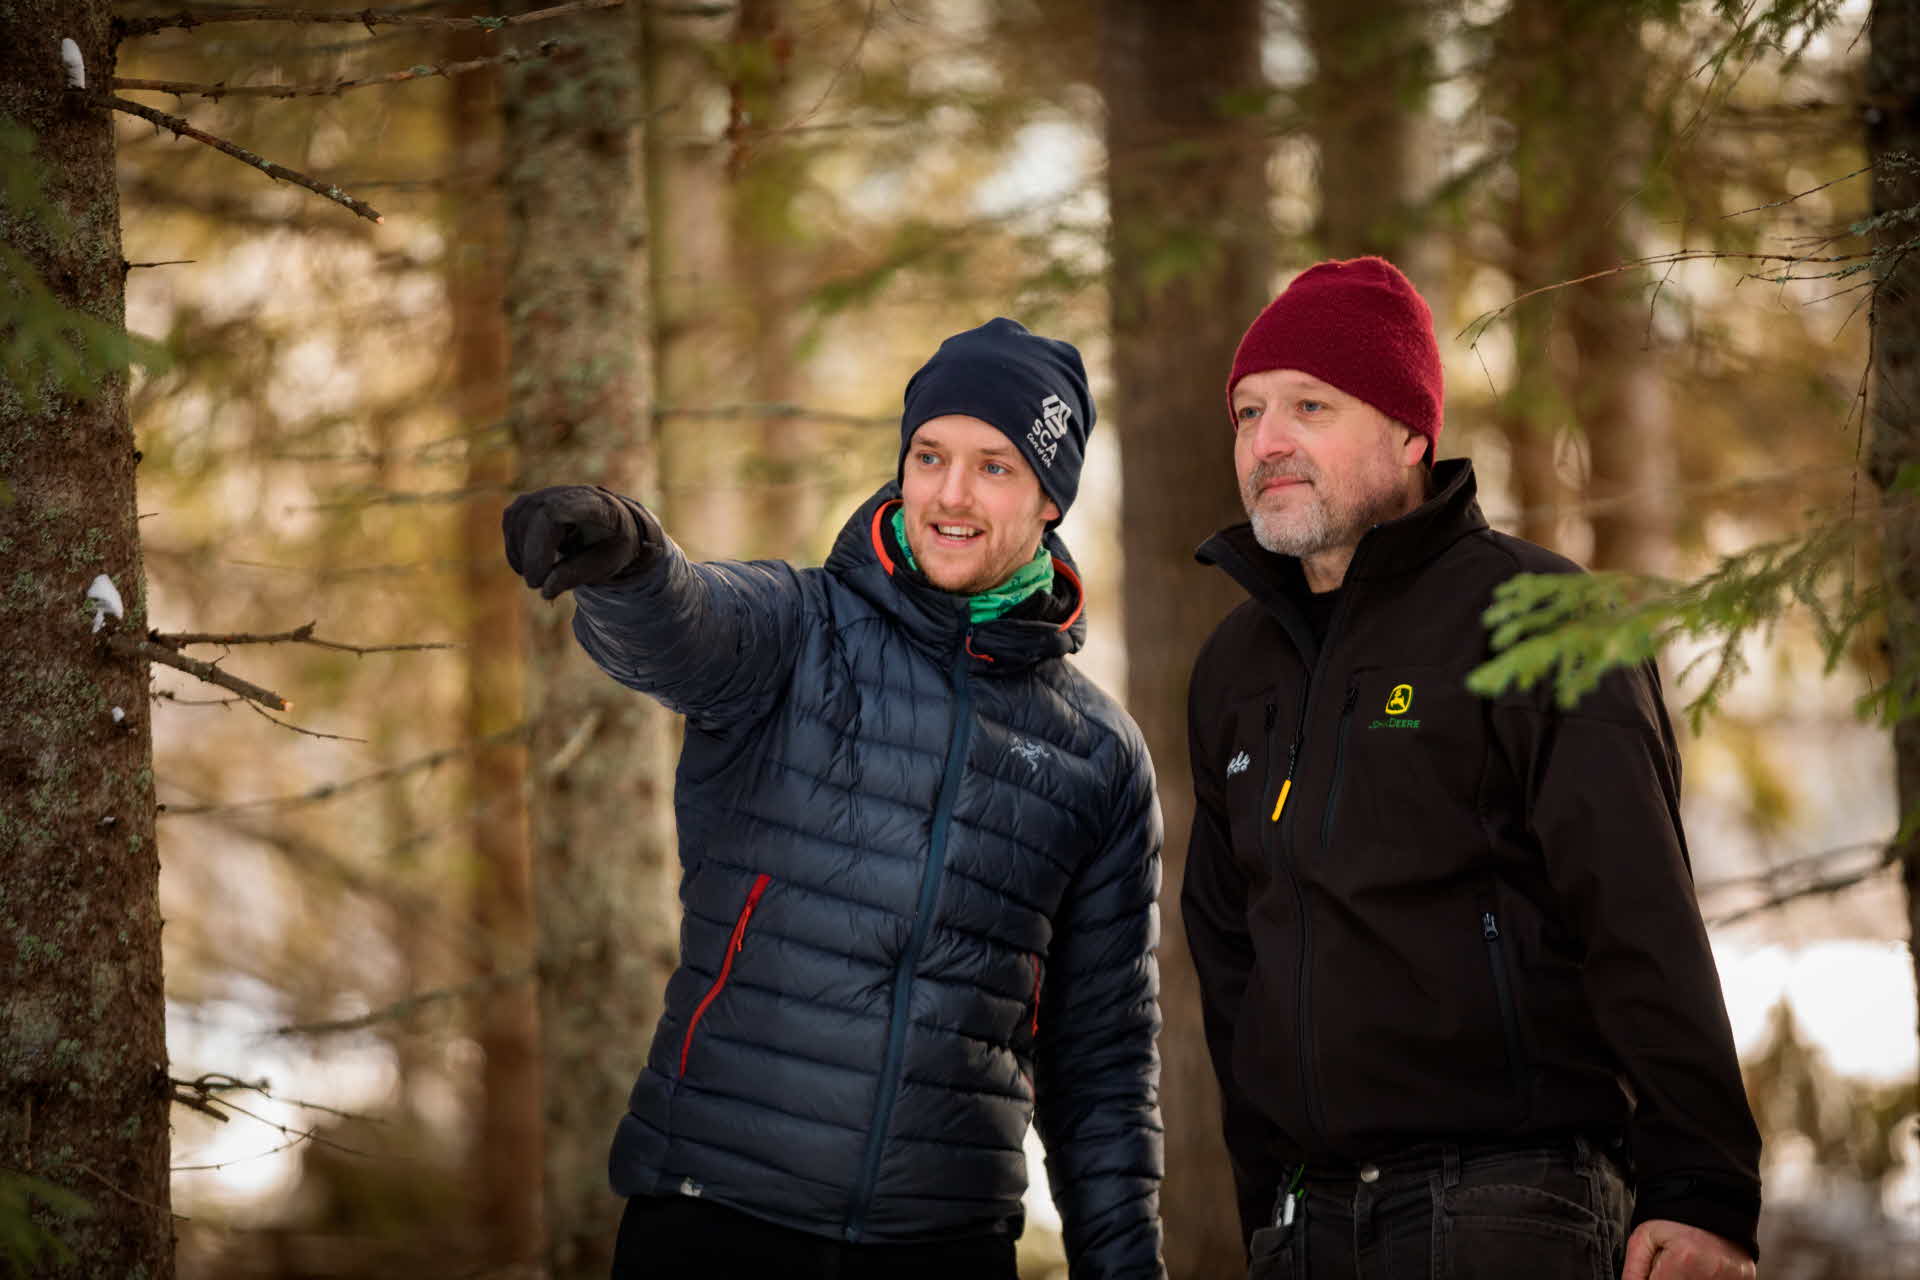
[898,317,1094,521]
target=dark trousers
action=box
[611,1192,1021,1280]
[1249,1136,1632,1280]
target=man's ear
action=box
[1399,427,1429,469]
[1041,497,1061,525]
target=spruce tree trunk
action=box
[728,0,821,560]
[1102,3,1272,1274]
[1300,0,1440,285]
[1496,0,1674,571]
[448,18,543,1272]
[501,5,673,1275]
[1551,9,1672,575]
[1863,0,1920,1090]
[0,4,172,1275]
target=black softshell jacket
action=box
[571,485,1165,1278]
[1183,459,1762,1257]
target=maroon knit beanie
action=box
[1227,256,1443,451]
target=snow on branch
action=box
[103,93,384,223]
[117,0,642,39]
[113,38,564,102]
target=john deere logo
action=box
[1369,683,1421,731]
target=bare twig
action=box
[152,621,456,656]
[169,1074,254,1123]
[75,1162,180,1218]
[159,722,529,817]
[655,401,895,428]
[303,484,508,510]
[1707,853,1898,927]
[244,700,368,743]
[275,967,535,1037]
[152,689,248,707]
[103,94,384,224]
[1459,247,1873,345]
[124,258,195,270]
[113,39,563,102]
[107,633,290,712]
[119,0,630,38]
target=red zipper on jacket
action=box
[679,873,772,1077]
[1028,954,1043,1037]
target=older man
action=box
[504,318,1165,1280]
[1183,257,1762,1280]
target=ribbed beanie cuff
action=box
[1228,256,1443,450]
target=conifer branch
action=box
[113,39,563,101]
[107,633,291,712]
[103,94,384,223]
[117,0,632,39]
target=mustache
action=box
[1244,460,1316,493]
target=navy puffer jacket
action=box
[571,485,1165,1278]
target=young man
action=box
[1183,257,1762,1280]
[503,318,1165,1280]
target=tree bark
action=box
[0,3,173,1275]
[728,0,821,560]
[1863,0,1920,1095]
[1495,0,1674,571]
[1102,3,1272,1274]
[1300,0,1442,286]
[448,15,543,1271]
[501,5,673,1276]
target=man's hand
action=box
[1623,1219,1756,1280]
[502,485,644,600]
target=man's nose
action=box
[937,466,975,508]
[1249,415,1295,461]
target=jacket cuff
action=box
[603,492,666,584]
[1630,1172,1760,1261]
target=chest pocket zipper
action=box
[1320,686,1359,849]
[679,873,772,1077]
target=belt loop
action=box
[1441,1144,1461,1189]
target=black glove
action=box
[502,485,647,600]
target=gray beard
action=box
[1248,483,1408,559]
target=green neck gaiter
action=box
[891,505,1055,624]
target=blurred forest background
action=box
[5,0,1920,1276]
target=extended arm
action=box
[504,485,809,730]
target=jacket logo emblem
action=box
[1226,750,1251,777]
[1385,684,1414,715]
[1026,394,1071,466]
[1011,739,1051,771]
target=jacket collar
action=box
[1196,457,1487,625]
[826,483,1086,671]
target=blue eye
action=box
[985,461,1010,476]
[1299,400,1326,415]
